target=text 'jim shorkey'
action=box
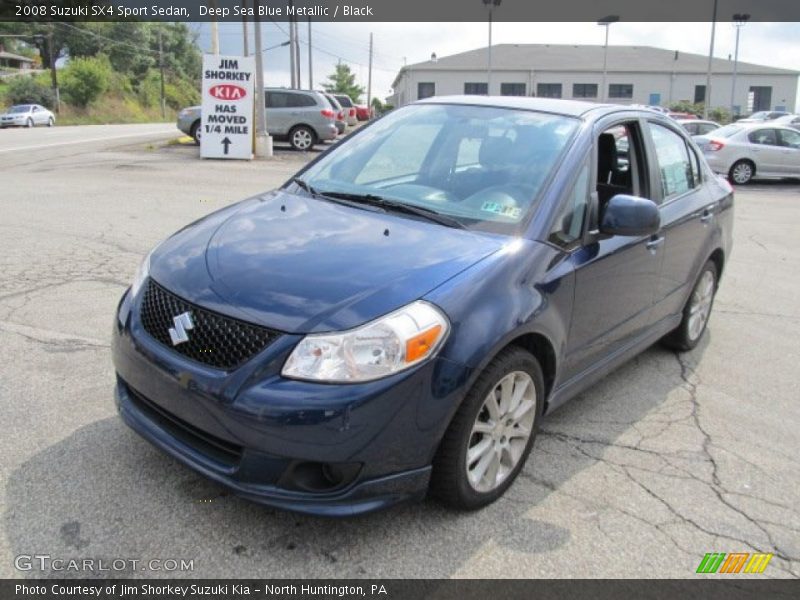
[696,552,773,574]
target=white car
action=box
[677,119,721,137]
[696,122,800,184]
[771,114,800,131]
[0,104,56,128]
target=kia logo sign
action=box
[209,84,247,100]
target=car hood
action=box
[148,190,507,334]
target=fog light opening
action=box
[280,461,361,493]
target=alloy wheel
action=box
[731,162,753,184]
[292,128,313,151]
[465,371,536,493]
[687,270,715,341]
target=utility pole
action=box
[242,0,249,56]
[730,13,750,118]
[288,10,296,88]
[597,15,619,103]
[210,0,220,54]
[703,0,719,119]
[307,18,313,89]
[158,27,166,119]
[253,0,272,157]
[367,32,373,115]
[48,26,60,113]
[293,18,301,88]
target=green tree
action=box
[323,63,364,103]
[5,76,54,107]
[61,56,111,107]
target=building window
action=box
[536,83,562,98]
[608,84,633,99]
[500,83,526,96]
[573,83,598,99]
[417,82,435,100]
[464,82,488,95]
[694,85,706,104]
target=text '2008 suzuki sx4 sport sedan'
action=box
[112,97,733,516]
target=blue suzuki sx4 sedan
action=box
[112,97,733,516]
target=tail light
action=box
[321,109,335,119]
[337,111,344,120]
[708,140,725,151]
[349,108,356,117]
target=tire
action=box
[190,120,201,145]
[47,117,54,127]
[728,160,754,185]
[431,346,544,510]
[662,260,718,352]
[289,125,316,151]
[26,118,33,128]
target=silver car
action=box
[320,92,347,135]
[0,104,55,128]
[696,123,800,184]
[677,119,720,137]
[177,88,338,151]
[771,114,800,131]
[333,94,358,126]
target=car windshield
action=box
[9,105,31,113]
[711,125,743,138]
[748,112,768,119]
[299,103,579,234]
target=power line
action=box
[57,22,160,57]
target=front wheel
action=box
[431,346,544,510]
[26,118,33,128]
[47,117,54,127]
[289,126,315,151]
[662,260,718,351]
[190,120,201,145]
[729,160,754,185]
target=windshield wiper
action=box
[316,191,466,229]
[292,177,318,196]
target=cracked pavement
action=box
[0,125,798,578]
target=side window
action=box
[683,123,697,135]
[748,129,777,146]
[286,93,316,108]
[267,92,290,108]
[649,123,695,200]
[778,129,800,149]
[549,159,589,247]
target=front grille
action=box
[140,279,280,370]
[126,384,243,467]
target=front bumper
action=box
[112,286,468,516]
[176,113,198,136]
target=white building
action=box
[388,44,799,115]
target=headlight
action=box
[282,301,450,383]
[129,251,151,298]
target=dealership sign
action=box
[200,54,254,160]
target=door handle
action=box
[699,209,714,223]
[646,235,664,251]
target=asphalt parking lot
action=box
[1,125,798,579]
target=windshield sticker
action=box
[481,201,522,219]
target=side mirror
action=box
[600,194,660,237]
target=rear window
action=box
[335,95,354,107]
[711,125,742,138]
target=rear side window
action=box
[649,123,695,200]
[748,129,778,145]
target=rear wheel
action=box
[728,160,754,185]
[289,125,315,151]
[431,346,543,510]
[47,117,54,127]
[190,120,201,145]
[662,260,718,351]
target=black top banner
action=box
[2,0,800,22]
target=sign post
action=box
[200,54,255,160]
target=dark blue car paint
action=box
[112,99,733,515]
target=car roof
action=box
[415,95,627,119]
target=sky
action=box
[197,21,800,108]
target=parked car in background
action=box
[668,111,698,120]
[737,110,792,123]
[356,104,371,121]
[333,94,358,126]
[320,92,347,134]
[696,122,800,184]
[771,114,800,131]
[177,88,338,151]
[677,119,721,137]
[115,97,733,515]
[0,104,55,128]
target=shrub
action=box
[708,106,732,124]
[61,56,111,107]
[4,76,55,108]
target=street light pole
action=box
[730,13,750,118]
[597,15,619,103]
[483,0,501,95]
[703,0,719,119]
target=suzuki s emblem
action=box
[169,312,194,346]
